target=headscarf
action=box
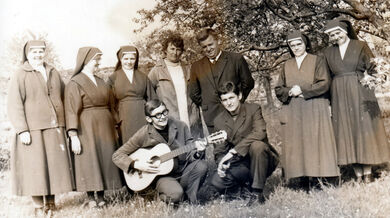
[73,47,102,77]
[22,40,46,63]
[286,30,311,57]
[324,18,358,40]
[114,45,139,71]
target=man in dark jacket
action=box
[112,99,208,204]
[189,28,254,132]
[210,82,279,205]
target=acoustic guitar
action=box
[124,130,227,191]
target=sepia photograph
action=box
[0,0,390,217]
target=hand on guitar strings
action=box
[133,159,160,173]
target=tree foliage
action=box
[134,0,390,106]
[0,31,62,79]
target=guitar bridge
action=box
[137,170,143,179]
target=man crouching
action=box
[112,99,208,204]
[210,81,279,205]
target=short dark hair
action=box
[196,28,218,44]
[163,34,184,52]
[217,81,240,98]
[144,99,166,117]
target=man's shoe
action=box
[246,192,265,206]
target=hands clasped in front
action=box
[289,85,304,98]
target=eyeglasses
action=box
[150,109,169,119]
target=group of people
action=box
[275,18,390,188]
[6,17,390,216]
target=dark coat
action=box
[189,51,254,127]
[213,103,270,162]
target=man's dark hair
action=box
[163,33,184,52]
[196,28,218,43]
[217,81,240,98]
[144,99,166,117]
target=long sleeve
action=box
[112,126,145,172]
[212,119,230,164]
[300,56,331,100]
[238,55,254,101]
[148,66,159,89]
[64,81,82,132]
[356,42,376,75]
[7,70,29,134]
[189,65,202,106]
[107,74,121,125]
[145,76,157,101]
[275,67,292,104]
[233,107,267,156]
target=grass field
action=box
[1,168,390,218]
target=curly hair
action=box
[162,33,184,52]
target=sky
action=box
[0,0,158,69]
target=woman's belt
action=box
[119,96,145,103]
[334,72,357,78]
[83,105,109,111]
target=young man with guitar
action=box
[210,82,279,206]
[112,99,226,204]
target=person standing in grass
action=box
[323,18,390,182]
[210,81,279,206]
[275,31,339,188]
[65,47,122,208]
[148,33,203,138]
[7,40,74,216]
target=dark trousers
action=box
[211,141,278,191]
[156,160,208,204]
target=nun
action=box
[108,45,156,144]
[275,31,339,188]
[7,40,74,215]
[65,47,122,208]
[323,18,390,182]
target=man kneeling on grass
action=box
[210,81,279,205]
[112,99,208,204]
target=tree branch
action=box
[239,44,287,53]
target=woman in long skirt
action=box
[275,31,339,188]
[65,47,122,208]
[7,40,74,215]
[108,46,156,143]
[323,18,390,182]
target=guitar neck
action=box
[159,140,205,163]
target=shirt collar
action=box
[209,50,222,63]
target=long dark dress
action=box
[324,40,390,165]
[109,69,156,143]
[275,54,339,179]
[65,73,122,191]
